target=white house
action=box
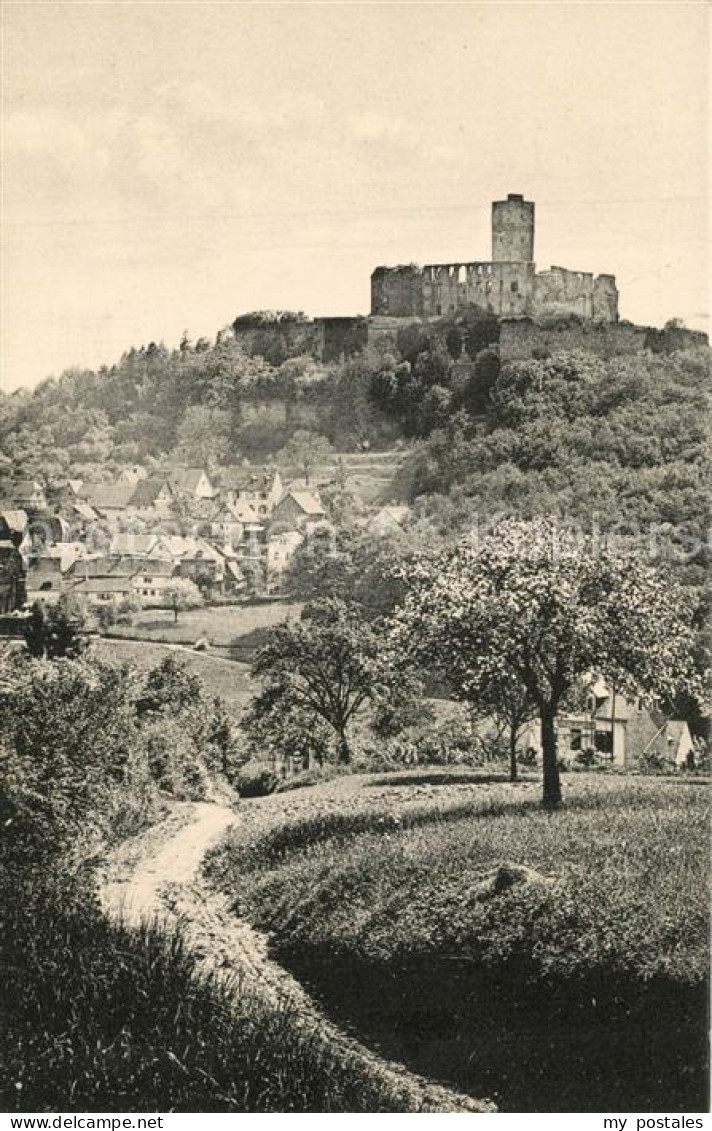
[522,680,695,769]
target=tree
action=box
[249,599,391,763]
[24,600,85,660]
[173,406,231,467]
[276,430,334,486]
[471,677,538,782]
[284,530,413,621]
[392,517,699,807]
[164,578,203,623]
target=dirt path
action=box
[101,802,238,923]
[100,801,494,1113]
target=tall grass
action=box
[0,875,422,1113]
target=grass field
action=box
[207,771,710,1112]
[106,602,302,650]
[91,637,255,720]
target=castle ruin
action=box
[370,194,619,323]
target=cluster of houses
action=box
[0,467,697,770]
[0,465,333,616]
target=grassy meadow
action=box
[105,602,302,652]
[207,771,710,1112]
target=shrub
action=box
[636,748,676,775]
[236,762,279,798]
[575,748,595,767]
[273,765,345,793]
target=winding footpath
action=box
[100,801,494,1114]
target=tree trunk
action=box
[337,730,350,764]
[509,727,519,782]
[173,606,179,624]
[540,704,562,808]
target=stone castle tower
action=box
[491,193,535,263]
[370,193,619,323]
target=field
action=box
[90,637,255,719]
[105,602,302,654]
[207,771,710,1112]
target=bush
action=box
[236,762,279,798]
[575,748,595,767]
[273,765,345,793]
[636,748,676,775]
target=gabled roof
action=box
[9,479,44,493]
[372,505,411,528]
[167,467,213,494]
[0,509,29,533]
[278,490,325,516]
[110,533,159,557]
[215,499,261,524]
[153,535,223,561]
[129,478,173,507]
[77,483,136,510]
[70,502,99,522]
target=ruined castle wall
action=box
[499,319,648,361]
[314,317,369,362]
[371,267,424,317]
[421,261,536,318]
[593,275,620,322]
[534,267,595,319]
[371,261,538,320]
[232,319,318,361]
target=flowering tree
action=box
[164,578,203,623]
[392,517,699,807]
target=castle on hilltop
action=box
[231,195,707,363]
[370,194,619,323]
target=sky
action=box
[2,1,708,392]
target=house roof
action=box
[70,502,99,522]
[278,490,325,516]
[0,509,28,533]
[167,468,213,494]
[71,577,133,595]
[217,466,279,491]
[77,484,136,510]
[129,478,172,507]
[216,500,261,524]
[9,479,44,493]
[226,560,246,583]
[67,556,140,579]
[372,505,410,528]
[110,533,159,556]
[133,560,176,578]
[153,535,223,561]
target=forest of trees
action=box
[1,313,708,585]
